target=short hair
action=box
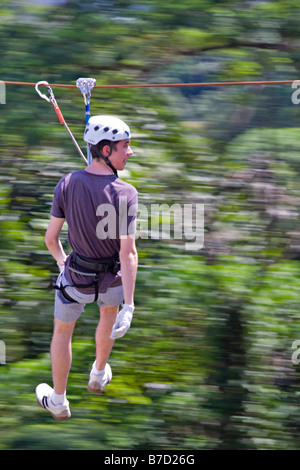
[90,140,118,160]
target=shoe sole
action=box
[50,410,71,421]
[50,413,71,421]
[87,376,112,394]
[87,382,105,394]
[37,399,71,421]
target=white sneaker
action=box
[88,362,112,394]
[35,383,71,421]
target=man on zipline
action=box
[36,115,138,420]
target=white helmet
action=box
[83,115,131,145]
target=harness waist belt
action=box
[53,252,120,305]
[71,252,120,274]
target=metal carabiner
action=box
[35,80,53,103]
[35,80,64,123]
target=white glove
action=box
[110,304,135,340]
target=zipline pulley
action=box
[76,77,96,106]
[76,78,96,165]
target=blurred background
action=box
[1,0,300,450]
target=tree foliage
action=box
[1,0,300,450]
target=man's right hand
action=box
[57,262,65,274]
[110,304,135,340]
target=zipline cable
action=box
[3,79,299,89]
[16,76,300,167]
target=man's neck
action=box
[84,160,114,175]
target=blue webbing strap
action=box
[76,78,96,165]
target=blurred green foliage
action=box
[1,0,300,450]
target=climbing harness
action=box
[55,252,121,303]
[70,252,120,275]
[76,77,96,165]
[35,80,88,165]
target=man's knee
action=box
[53,318,76,335]
[100,305,119,316]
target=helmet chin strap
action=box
[90,143,118,176]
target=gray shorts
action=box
[54,271,124,322]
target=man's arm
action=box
[45,215,67,267]
[119,235,138,306]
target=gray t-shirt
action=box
[51,169,138,293]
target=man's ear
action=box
[102,144,111,157]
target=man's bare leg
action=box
[50,318,76,395]
[95,305,118,370]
